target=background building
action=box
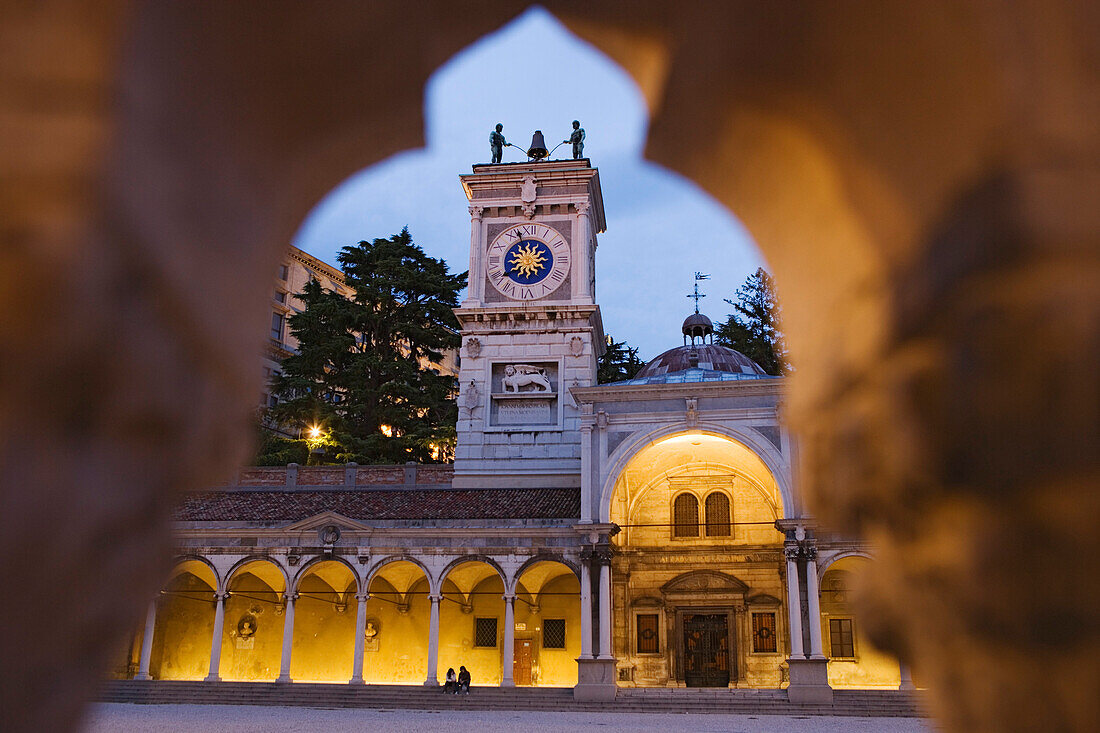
[262,245,459,436]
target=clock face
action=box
[486,223,571,301]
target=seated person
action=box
[443,667,456,694]
[457,665,471,695]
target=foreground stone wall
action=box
[1,2,1095,731]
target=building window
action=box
[636,613,659,653]
[672,493,699,537]
[752,612,778,653]
[270,311,284,341]
[829,618,855,658]
[543,619,566,649]
[274,290,287,304]
[474,617,498,648]
[705,492,731,537]
[277,264,289,281]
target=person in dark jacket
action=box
[457,665,471,695]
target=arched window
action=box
[705,492,731,537]
[672,493,699,538]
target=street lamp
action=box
[305,424,326,465]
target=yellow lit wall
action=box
[219,572,282,681]
[438,574,506,685]
[609,432,785,548]
[150,573,215,680]
[289,574,356,682]
[820,561,900,688]
[359,576,430,684]
[525,573,581,686]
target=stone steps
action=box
[98,681,925,717]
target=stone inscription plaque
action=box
[496,398,552,425]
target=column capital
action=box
[468,204,484,220]
[502,593,516,603]
[428,593,442,603]
[283,592,299,602]
[355,592,370,602]
[575,200,590,216]
[213,591,230,602]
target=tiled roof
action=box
[634,344,770,380]
[174,488,580,522]
[614,366,776,386]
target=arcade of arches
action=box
[112,433,901,691]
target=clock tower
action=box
[452,159,606,489]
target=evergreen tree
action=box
[269,228,466,464]
[598,334,645,383]
[715,268,789,376]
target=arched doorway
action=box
[220,558,287,681]
[818,555,901,689]
[607,430,787,688]
[149,559,220,681]
[289,559,358,682]
[514,560,581,687]
[361,559,432,684]
[438,558,507,686]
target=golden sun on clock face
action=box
[486,223,570,301]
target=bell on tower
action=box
[526,130,549,160]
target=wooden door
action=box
[513,639,532,685]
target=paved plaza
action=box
[82,703,935,733]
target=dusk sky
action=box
[294,7,765,360]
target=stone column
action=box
[804,549,825,659]
[465,205,484,304]
[424,594,440,686]
[134,599,158,680]
[501,593,516,687]
[579,422,594,523]
[350,592,368,684]
[204,592,227,682]
[572,200,592,302]
[899,661,916,690]
[579,552,593,658]
[277,592,297,682]
[597,550,613,660]
[785,547,804,658]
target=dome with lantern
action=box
[615,312,773,385]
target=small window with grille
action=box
[705,492,732,537]
[474,617,498,648]
[830,618,855,658]
[542,619,566,649]
[636,613,659,653]
[752,612,778,653]
[672,494,699,538]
